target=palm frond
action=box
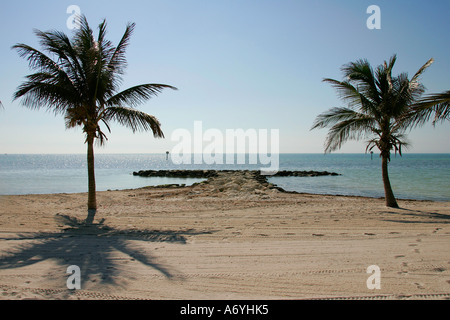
[13,81,76,114]
[312,107,376,152]
[406,57,434,103]
[106,83,177,108]
[12,43,59,73]
[390,133,410,157]
[322,79,361,108]
[107,22,135,75]
[64,106,86,129]
[103,106,164,137]
[366,134,409,160]
[385,54,397,74]
[95,127,109,146]
[35,29,83,78]
[342,58,374,83]
[410,90,450,126]
[311,107,359,129]
[375,62,393,99]
[322,78,380,118]
[411,57,434,84]
[341,58,381,105]
[378,55,397,95]
[365,138,379,154]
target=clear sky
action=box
[0,0,449,154]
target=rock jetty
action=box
[132,169,340,178]
[131,169,341,197]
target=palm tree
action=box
[12,15,177,223]
[311,55,433,208]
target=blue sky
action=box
[0,0,449,154]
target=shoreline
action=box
[0,185,442,203]
[2,154,448,202]
[1,168,444,203]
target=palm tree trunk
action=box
[381,155,399,208]
[86,134,97,224]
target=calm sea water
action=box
[0,153,449,201]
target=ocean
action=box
[0,153,449,201]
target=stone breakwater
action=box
[132,169,340,178]
[132,169,341,196]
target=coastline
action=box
[2,153,449,201]
[0,171,449,300]
[1,167,444,203]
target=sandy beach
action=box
[0,171,449,300]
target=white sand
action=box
[0,173,449,300]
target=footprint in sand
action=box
[408,243,421,253]
[398,262,409,275]
[415,282,425,289]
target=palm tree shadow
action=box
[382,207,450,224]
[0,214,215,289]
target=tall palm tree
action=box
[12,15,177,223]
[311,55,433,208]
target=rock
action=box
[132,169,339,178]
[131,169,340,197]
